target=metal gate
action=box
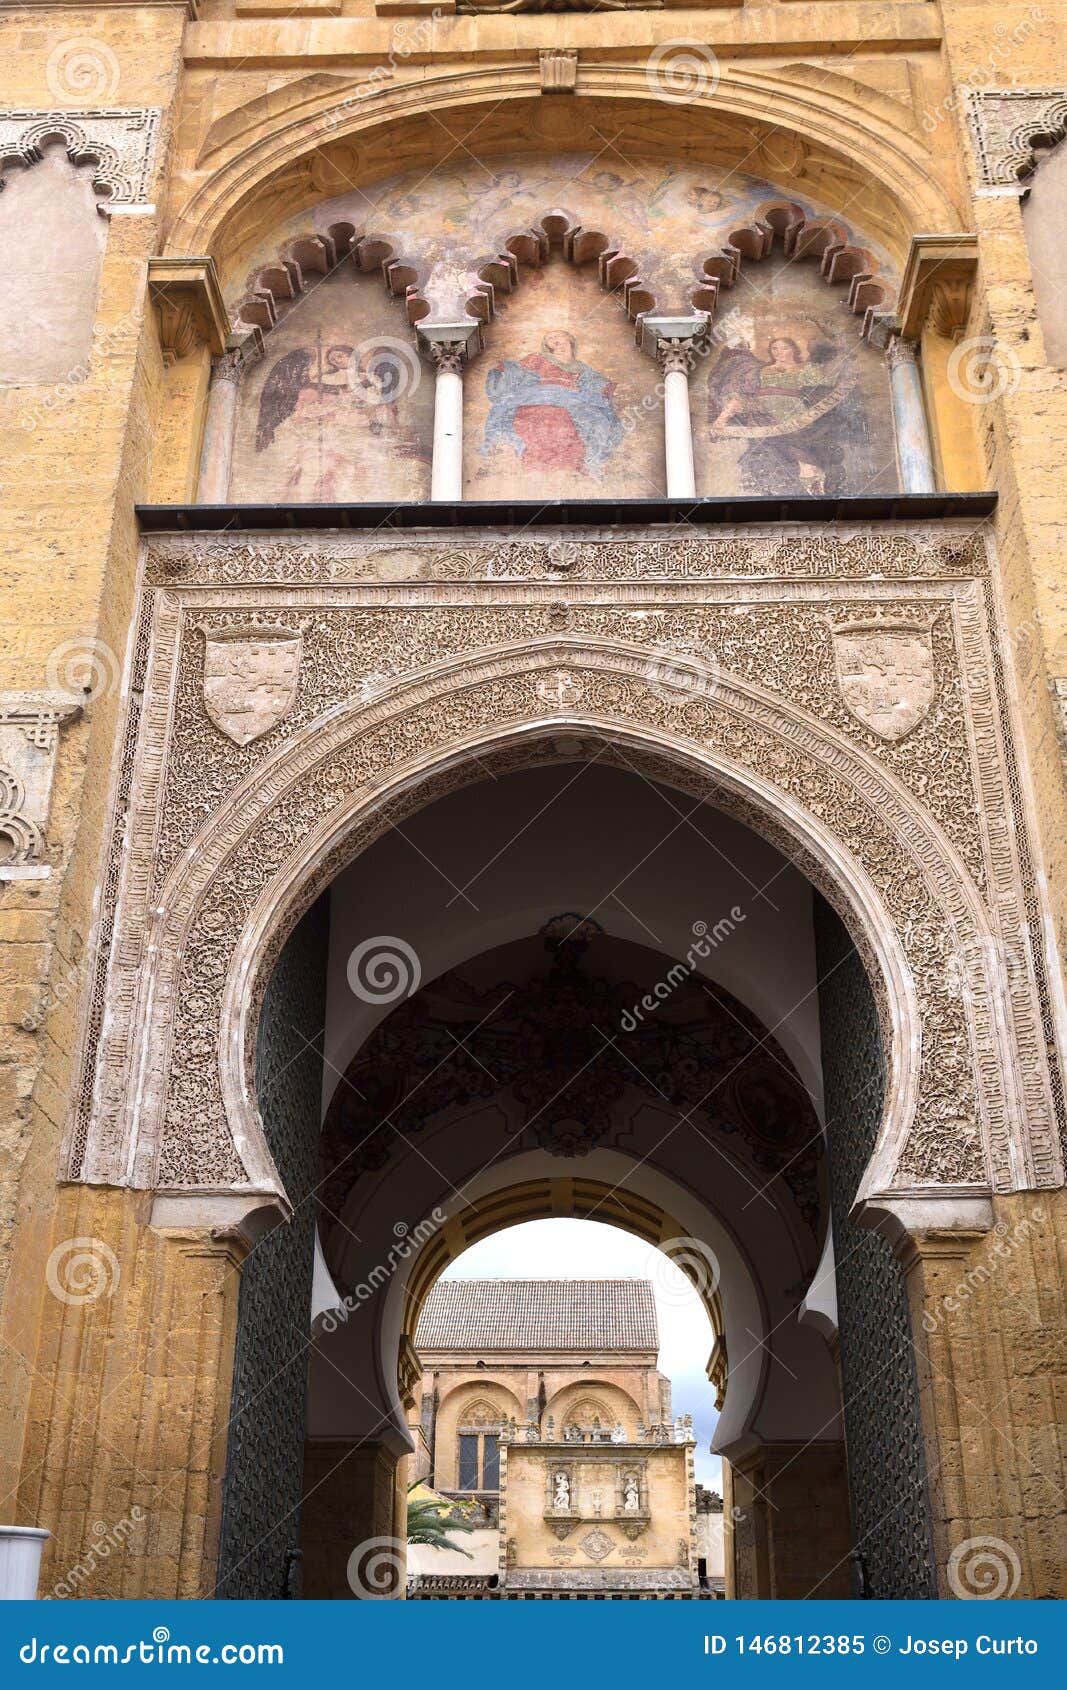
[815,896,937,1599]
[215,898,327,1598]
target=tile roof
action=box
[415,1279,658,1352]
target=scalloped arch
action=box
[234,194,897,350]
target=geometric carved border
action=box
[0,110,162,209]
[966,88,1067,194]
[66,525,1065,1208]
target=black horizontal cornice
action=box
[136,492,996,534]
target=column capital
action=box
[639,312,710,365]
[886,333,921,371]
[211,329,263,385]
[418,321,483,371]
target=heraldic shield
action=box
[201,623,303,747]
[830,617,937,742]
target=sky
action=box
[440,1217,722,1490]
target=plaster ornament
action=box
[67,525,1066,1202]
[830,616,937,741]
[0,692,81,876]
[199,622,303,746]
[579,1529,614,1562]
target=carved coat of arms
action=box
[830,617,937,742]
[200,623,303,746]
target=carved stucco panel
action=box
[67,526,1064,1210]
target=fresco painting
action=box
[467,265,664,500]
[696,258,900,498]
[293,152,897,323]
[229,270,433,503]
[228,160,899,503]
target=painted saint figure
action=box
[254,340,425,500]
[481,330,624,477]
[707,330,860,497]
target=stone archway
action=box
[54,516,1066,1603]
[72,632,1054,1209]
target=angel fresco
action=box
[706,329,861,496]
[254,341,425,501]
[480,331,624,480]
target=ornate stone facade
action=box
[2,0,1067,1607]
[67,522,1062,1218]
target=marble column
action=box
[658,338,698,499]
[887,335,937,494]
[196,348,243,505]
[429,341,465,502]
[642,314,708,499]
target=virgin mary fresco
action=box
[480,330,625,479]
[707,327,862,496]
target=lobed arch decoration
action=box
[0,115,155,212]
[72,636,1041,1211]
[470,198,891,333]
[450,1395,514,1428]
[234,220,430,335]
[228,196,892,353]
[166,76,962,277]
